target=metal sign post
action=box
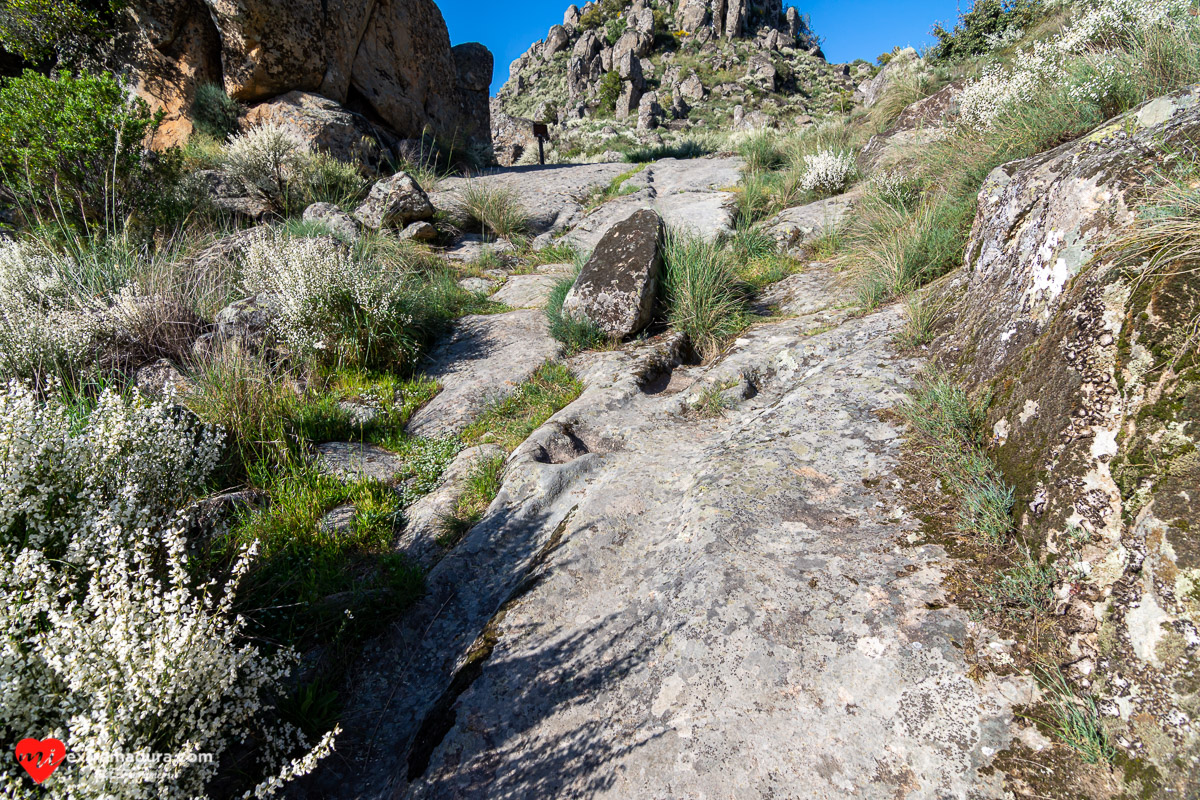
[533,123,550,166]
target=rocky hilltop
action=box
[491,0,864,164]
[123,0,493,151]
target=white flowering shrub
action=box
[799,149,857,196]
[0,241,109,381]
[241,232,422,368]
[222,123,312,210]
[958,0,1198,129]
[869,169,925,208]
[0,383,336,797]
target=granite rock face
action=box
[127,0,492,146]
[406,310,563,438]
[241,91,394,167]
[563,208,664,339]
[932,87,1200,786]
[308,265,1032,799]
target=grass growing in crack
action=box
[899,373,1014,544]
[623,138,711,163]
[662,230,747,361]
[975,548,1057,621]
[461,362,583,451]
[456,180,530,241]
[586,164,647,210]
[438,454,507,547]
[895,291,946,348]
[1031,667,1117,766]
[545,270,609,354]
[689,384,734,419]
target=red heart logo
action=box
[15,738,66,784]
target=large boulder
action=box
[563,208,664,339]
[451,43,494,146]
[354,171,434,230]
[127,0,492,148]
[932,87,1200,781]
[543,25,570,59]
[242,91,392,166]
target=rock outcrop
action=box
[126,0,492,148]
[241,90,395,167]
[494,0,859,155]
[563,208,664,338]
[933,87,1200,784]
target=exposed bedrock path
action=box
[306,265,1031,800]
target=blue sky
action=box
[438,0,967,95]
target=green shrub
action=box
[928,0,1043,63]
[578,0,625,31]
[0,69,169,226]
[191,82,240,141]
[0,0,114,63]
[596,70,622,115]
[604,14,628,45]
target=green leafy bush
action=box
[0,69,168,225]
[191,81,240,141]
[928,0,1042,62]
[596,70,622,115]
[0,0,114,63]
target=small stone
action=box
[354,171,434,230]
[399,220,438,242]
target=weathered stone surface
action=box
[563,208,663,339]
[195,294,275,356]
[543,25,570,59]
[566,156,742,250]
[396,444,506,569]
[192,170,272,221]
[431,162,633,236]
[399,220,438,242]
[451,43,494,145]
[303,202,360,241]
[679,72,705,101]
[636,91,662,130]
[931,87,1200,783]
[354,172,434,230]
[125,0,222,147]
[243,91,391,166]
[312,264,1031,799]
[129,0,492,148]
[135,358,190,397]
[315,441,406,483]
[457,277,496,295]
[766,191,857,252]
[407,310,563,438]
[490,274,561,310]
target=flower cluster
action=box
[869,169,925,207]
[0,383,335,797]
[0,241,109,380]
[799,149,857,195]
[241,231,419,365]
[958,0,1196,129]
[221,123,312,204]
